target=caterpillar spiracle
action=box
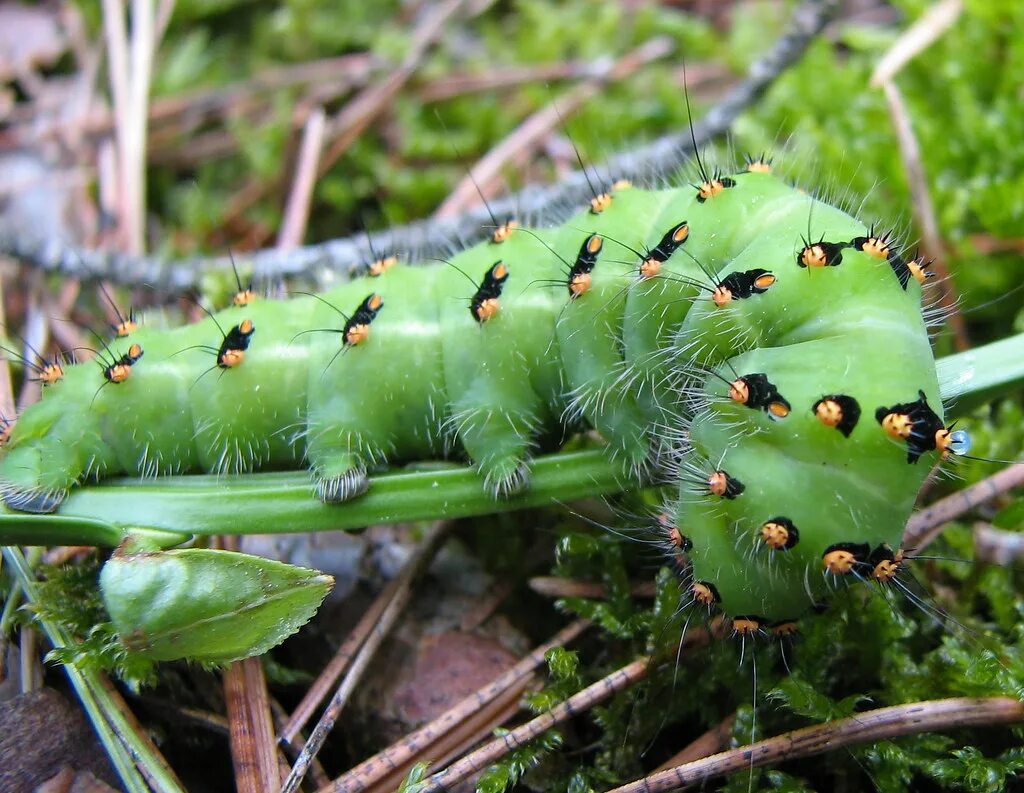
[0,161,956,628]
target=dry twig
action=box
[903,463,1024,553]
[221,0,475,232]
[277,106,328,251]
[279,522,453,793]
[653,713,736,772]
[870,0,963,87]
[225,656,281,793]
[279,575,401,746]
[417,656,651,793]
[325,619,591,793]
[878,80,968,350]
[605,697,1024,793]
[529,576,656,600]
[973,520,1024,566]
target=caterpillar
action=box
[0,156,960,631]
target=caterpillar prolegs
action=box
[0,164,953,626]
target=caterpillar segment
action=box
[0,168,947,627]
[673,190,940,623]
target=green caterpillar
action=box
[0,160,961,629]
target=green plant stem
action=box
[1,333,1022,548]
[1,545,185,793]
[0,449,621,545]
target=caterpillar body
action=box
[0,164,953,627]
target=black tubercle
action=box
[720,472,745,499]
[343,294,384,340]
[646,221,689,263]
[735,373,791,417]
[696,176,736,203]
[848,234,916,290]
[888,255,913,290]
[869,543,900,568]
[695,581,721,603]
[823,541,871,564]
[217,321,254,366]
[570,234,601,282]
[765,516,800,549]
[470,261,509,322]
[717,268,774,300]
[875,389,944,463]
[797,240,844,268]
[813,394,861,438]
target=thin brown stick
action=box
[458,576,517,632]
[147,55,375,129]
[20,626,41,692]
[362,675,525,793]
[529,576,656,600]
[101,0,130,251]
[973,520,1024,566]
[16,278,48,411]
[0,268,16,419]
[433,35,674,218]
[154,0,176,51]
[279,521,453,793]
[869,0,966,347]
[270,698,329,789]
[606,697,1024,793]
[132,694,231,735]
[317,0,475,179]
[878,79,968,350]
[870,0,963,87]
[326,619,591,793]
[653,713,736,772]
[903,463,1024,553]
[277,106,328,251]
[41,286,88,363]
[417,61,605,103]
[418,655,651,793]
[225,656,281,793]
[125,0,155,256]
[279,575,402,746]
[222,0,472,230]
[0,0,838,289]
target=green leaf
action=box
[396,762,432,793]
[100,547,333,662]
[769,674,867,721]
[925,746,1024,793]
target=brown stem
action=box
[879,79,968,350]
[973,520,1024,565]
[221,0,474,231]
[605,697,1024,793]
[903,463,1024,553]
